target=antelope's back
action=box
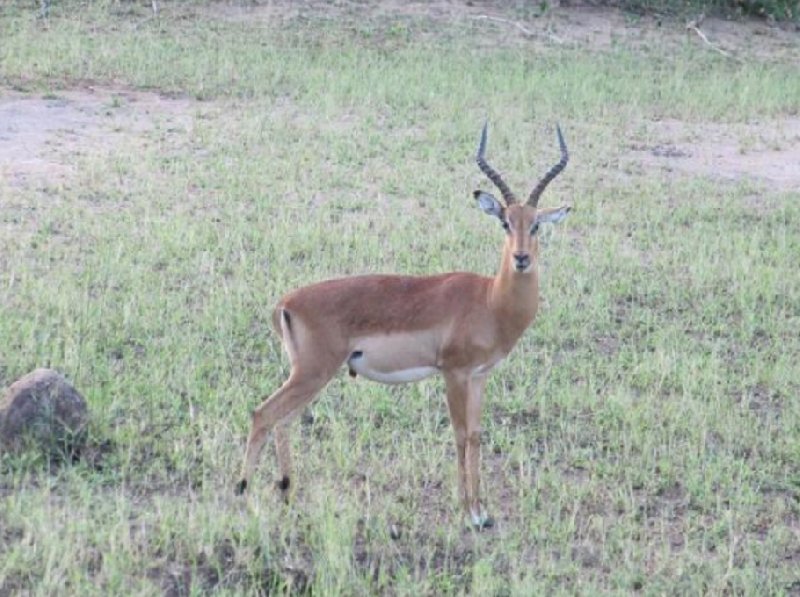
[278,273,492,337]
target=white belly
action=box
[472,353,505,376]
[347,331,439,385]
[349,361,438,384]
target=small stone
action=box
[0,368,88,456]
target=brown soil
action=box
[3,85,798,193]
[2,6,797,193]
[625,117,800,190]
[0,88,194,189]
[211,1,799,62]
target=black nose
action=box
[513,253,530,270]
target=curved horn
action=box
[528,125,568,207]
[476,122,517,206]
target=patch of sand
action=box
[626,117,800,190]
[0,88,194,188]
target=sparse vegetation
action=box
[614,0,799,21]
[1,1,799,594]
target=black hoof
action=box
[468,514,495,530]
[235,479,248,495]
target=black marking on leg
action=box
[349,350,363,360]
[277,476,290,491]
[235,479,248,495]
[280,308,297,347]
[348,350,363,377]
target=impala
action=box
[236,123,571,528]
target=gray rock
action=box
[0,368,88,455]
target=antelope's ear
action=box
[535,205,571,225]
[474,190,504,219]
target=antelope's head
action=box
[474,123,571,274]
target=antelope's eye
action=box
[530,223,540,236]
[502,221,510,232]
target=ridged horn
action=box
[528,125,568,207]
[476,122,517,206]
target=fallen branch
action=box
[471,14,564,44]
[471,14,534,37]
[133,15,156,30]
[685,18,740,61]
[134,2,160,31]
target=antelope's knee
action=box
[466,429,482,446]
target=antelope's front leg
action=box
[445,371,492,529]
[465,373,492,528]
[444,373,468,510]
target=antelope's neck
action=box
[489,244,540,345]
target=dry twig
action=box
[471,14,564,44]
[472,14,534,37]
[685,16,741,61]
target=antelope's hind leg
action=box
[235,369,333,495]
[235,312,346,496]
[273,423,292,498]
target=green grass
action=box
[1,1,799,594]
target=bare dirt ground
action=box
[0,88,195,189]
[625,117,800,191]
[213,1,799,60]
[3,89,798,194]
[1,5,799,192]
